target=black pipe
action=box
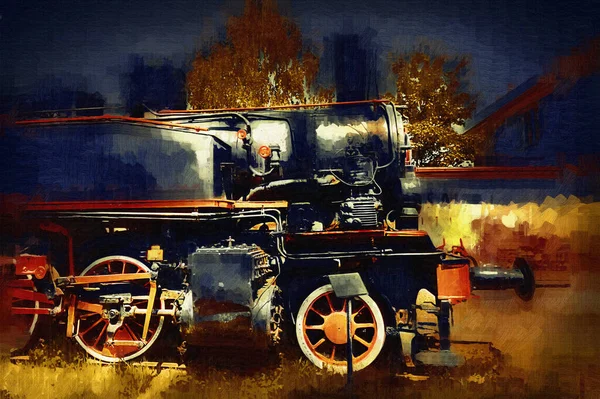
[438,300,451,351]
[470,257,535,301]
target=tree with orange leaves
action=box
[390,51,479,166]
[187,0,333,109]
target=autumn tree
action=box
[390,52,479,166]
[186,0,332,109]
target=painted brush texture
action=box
[1,0,599,397]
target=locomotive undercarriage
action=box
[0,200,535,372]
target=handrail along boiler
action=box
[0,100,535,371]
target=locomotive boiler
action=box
[0,100,535,372]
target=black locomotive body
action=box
[0,100,534,372]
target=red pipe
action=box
[15,115,209,132]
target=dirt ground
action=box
[1,272,599,399]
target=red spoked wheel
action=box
[295,284,385,373]
[74,256,164,362]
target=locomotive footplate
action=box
[284,229,436,255]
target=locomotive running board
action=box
[22,199,288,213]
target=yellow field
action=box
[1,325,597,399]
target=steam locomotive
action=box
[0,100,535,372]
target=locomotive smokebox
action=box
[470,257,535,301]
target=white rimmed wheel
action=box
[74,256,164,362]
[295,284,385,373]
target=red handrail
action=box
[157,99,391,114]
[15,115,209,132]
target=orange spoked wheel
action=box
[295,284,385,373]
[74,256,164,363]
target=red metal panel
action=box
[8,288,55,305]
[437,264,471,304]
[15,255,48,279]
[11,307,54,315]
[5,279,35,288]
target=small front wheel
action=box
[295,284,385,373]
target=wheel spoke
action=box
[121,262,126,274]
[325,293,335,313]
[305,324,324,330]
[312,337,326,349]
[124,323,140,342]
[92,322,108,348]
[341,299,347,312]
[131,317,155,335]
[330,345,336,361]
[310,307,326,318]
[353,302,366,315]
[130,318,144,328]
[78,311,98,319]
[80,317,104,337]
[353,334,372,349]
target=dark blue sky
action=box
[1,0,598,109]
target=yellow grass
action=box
[0,341,594,399]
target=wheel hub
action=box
[323,311,349,345]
